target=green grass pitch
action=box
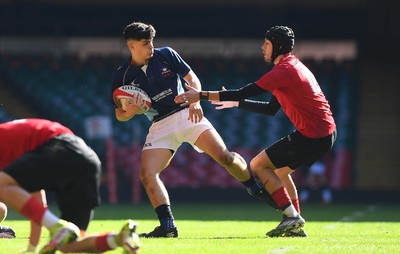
[1,202,400,253]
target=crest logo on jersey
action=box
[161,66,173,78]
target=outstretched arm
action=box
[211,86,238,109]
[176,82,280,116]
[238,96,281,116]
[174,82,266,106]
[22,190,45,253]
[213,96,281,116]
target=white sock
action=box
[106,233,118,249]
[283,205,298,218]
[26,243,37,252]
[40,210,60,229]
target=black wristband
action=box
[199,91,209,100]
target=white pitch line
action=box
[323,205,378,229]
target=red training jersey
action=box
[0,118,74,169]
[255,53,336,138]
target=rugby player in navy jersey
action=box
[112,21,276,238]
[0,119,140,253]
[175,26,337,237]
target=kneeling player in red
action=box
[0,118,140,253]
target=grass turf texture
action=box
[1,203,400,253]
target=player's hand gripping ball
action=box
[113,85,152,114]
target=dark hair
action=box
[123,22,156,40]
[265,26,295,61]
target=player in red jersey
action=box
[0,119,140,253]
[175,26,337,237]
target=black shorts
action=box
[266,128,337,170]
[3,134,101,229]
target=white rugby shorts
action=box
[143,108,215,152]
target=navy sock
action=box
[155,204,176,230]
[242,175,257,188]
[242,176,264,196]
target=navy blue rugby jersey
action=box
[112,47,191,122]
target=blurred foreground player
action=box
[0,118,140,253]
[175,26,337,237]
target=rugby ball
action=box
[0,202,7,223]
[113,85,152,113]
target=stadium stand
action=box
[0,53,357,200]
